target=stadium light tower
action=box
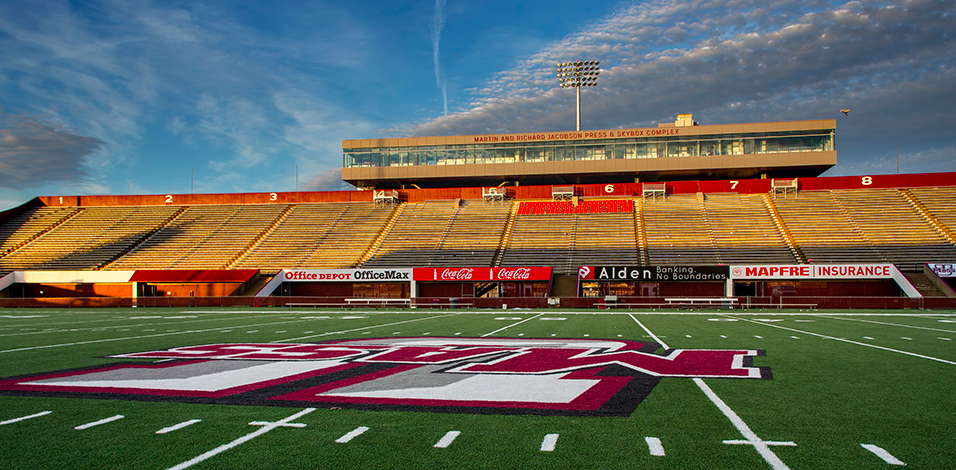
[557,60,600,131]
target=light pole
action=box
[557,60,600,131]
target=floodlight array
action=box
[556,60,600,88]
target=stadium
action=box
[1,113,955,469]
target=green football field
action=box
[0,307,953,469]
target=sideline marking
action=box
[645,436,665,456]
[336,426,370,444]
[627,314,791,470]
[726,315,956,366]
[0,318,321,354]
[0,411,52,426]
[821,315,956,334]
[540,433,559,452]
[861,444,906,466]
[75,415,124,430]
[627,314,667,347]
[156,419,202,434]
[166,408,315,470]
[482,314,545,337]
[434,431,461,448]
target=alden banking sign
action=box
[578,266,729,282]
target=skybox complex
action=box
[342,115,836,189]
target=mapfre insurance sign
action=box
[413,267,552,282]
[730,264,895,280]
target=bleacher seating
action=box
[704,194,796,264]
[363,200,510,268]
[569,212,640,269]
[500,211,576,273]
[909,187,956,246]
[642,194,720,265]
[771,190,885,263]
[2,186,955,279]
[106,204,285,270]
[502,199,639,274]
[1,206,180,271]
[0,206,77,257]
[832,189,956,265]
[233,202,391,271]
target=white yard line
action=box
[0,319,316,354]
[725,315,956,366]
[166,408,315,470]
[628,313,791,470]
[434,431,461,448]
[861,444,906,466]
[822,315,956,334]
[0,317,255,333]
[156,419,202,434]
[695,379,791,470]
[645,436,665,456]
[0,411,52,426]
[628,314,669,348]
[540,433,559,452]
[336,426,370,444]
[75,414,124,430]
[481,314,545,337]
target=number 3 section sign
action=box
[0,337,770,416]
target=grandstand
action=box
[1,114,955,306]
[1,182,955,281]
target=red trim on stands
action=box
[34,171,956,208]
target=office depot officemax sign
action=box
[282,269,411,281]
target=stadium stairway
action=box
[760,194,806,263]
[357,202,407,267]
[633,198,649,265]
[900,189,956,246]
[903,271,950,297]
[491,200,520,267]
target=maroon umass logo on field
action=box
[0,338,771,417]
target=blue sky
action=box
[1,0,954,211]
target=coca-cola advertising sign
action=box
[413,267,552,282]
[439,268,476,280]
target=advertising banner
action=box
[279,269,412,282]
[928,263,955,278]
[413,267,553,282]
[577,266,729,281]
[729,264,894,280]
